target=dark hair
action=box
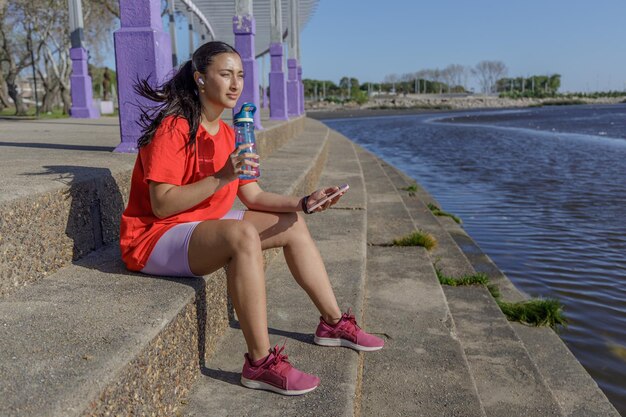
[134,41,240,148]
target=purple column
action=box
[297,64,304,114]
[269,43,288,120]
[113,0,172,153]
[287,58,300,117]
[69,48,99,118]
[233,15,262,130]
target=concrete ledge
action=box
[0,165,132,298]
[511,323,620,417]
[1,248,205,416]
[0,245,281,417]
[0,116,305,298]
[443,285,562,416]
[375,158,476,278]
[256,115,305,158]
[354,147,415,245]
[257,118,329,198]
[361,246,484,416]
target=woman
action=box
[120,41,383,396]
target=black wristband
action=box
[301,195,312,214]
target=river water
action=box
[320,104,626,415]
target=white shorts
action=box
[140,209,246,277]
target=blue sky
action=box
[104,0,626,93]
[298,0,626,92]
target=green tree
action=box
[339,76,350,97]
[302,79,340,101]
[497,74,561,97]
[89,65,117,99]
[548,74,561,92]
[302,78,317,97]
[349,77,359,98]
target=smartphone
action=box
[308,184,350,211]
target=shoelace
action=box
[268,342,291,373]
[338,308,361,338]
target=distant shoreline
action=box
[307,107,447,120]
[306,94,626,120]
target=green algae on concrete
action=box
[399,184,418,196]
[427,202,462,224]
[392,230,437,250]
[435,266,566,329]
[498,298,566,329]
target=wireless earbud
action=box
[198,78,205,86]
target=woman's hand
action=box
[306,186,346,213]
[216,143,259,182]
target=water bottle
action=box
[233,103,260,180]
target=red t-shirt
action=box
[120,115,256,271]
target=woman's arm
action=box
[150,176,230,219]
[237,182,301,212]
[150,144,258,219]
[238,182,344,213]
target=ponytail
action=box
[134,61,200,148]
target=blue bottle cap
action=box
[234,103,256,125]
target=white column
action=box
[188,9,194,58]
[167,0,178,66]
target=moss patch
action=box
[436,270,489,286]
[400,184,418,197]
[392,230,437,250]
[498,299,566,328]
[427,203,462,224]
[435,267,566,329]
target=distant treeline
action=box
[497,75,560,98]
[304,60,624,103]
[303,75,565,103]
[303,77,460,104]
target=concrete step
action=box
[0,118,323,417]
[0,245,217,417]
[355,147,564,416]
[181,128,366,416]
[352,144,484,416]
[443,285,561,416]
[374,158,476,279]
[0,116,305,298]
[254,117,327,201]
[509,323,620,417]
[0,118,134,298]
[360,246,485,417]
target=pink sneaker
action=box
[314,309,384,351]
[240,344,320,395]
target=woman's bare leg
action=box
[243,211,342,324]
[188,219,270,361]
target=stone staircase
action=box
[375,158,620,417]
[0,117,619,416]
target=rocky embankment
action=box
[307,94,626,112]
